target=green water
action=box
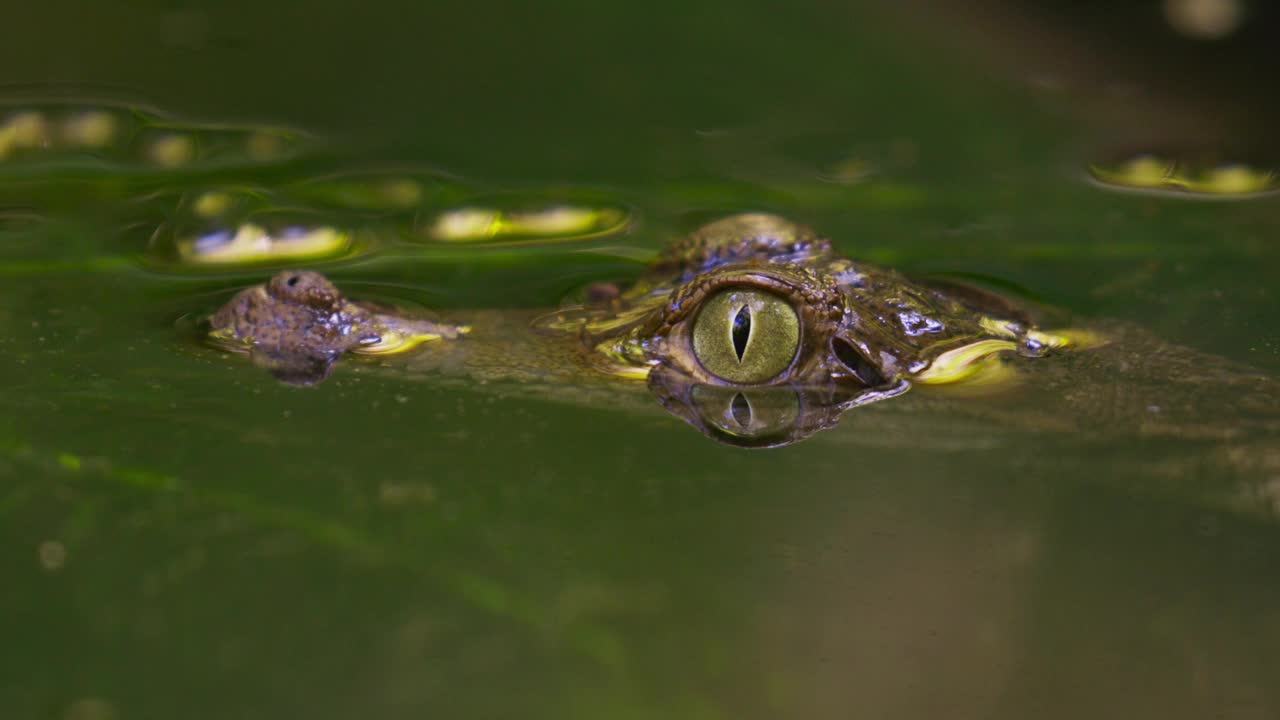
[3,2,1280,719]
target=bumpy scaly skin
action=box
[644,212,833,283]
[211,272,380,359]
[557,213,1041,390]
[210,271,463,385]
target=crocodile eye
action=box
[692,288,799,383]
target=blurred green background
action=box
[2,2,1279,719]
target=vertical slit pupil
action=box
[730,392,753,428]
[731,305,752,362]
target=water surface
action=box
[2,2,1279,719]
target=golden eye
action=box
[692,288,799,383]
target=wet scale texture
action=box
[2,11,1280,715]
[210,271,465,386]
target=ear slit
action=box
[832,338,887,387]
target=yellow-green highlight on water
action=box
[424,204,632,245]
[1088,153,1278,198]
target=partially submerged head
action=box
[264,271,344,312]
[539,213,1058,445]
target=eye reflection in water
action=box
[648,366,909,449]
[196,212,1091,447]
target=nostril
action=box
[832,338,886,387]
[286,275,300,287]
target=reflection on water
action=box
[133,183,637,272]
[425,203,632,245]
[0,99,306,171]
[1088,151,1278,197]
[648,370,908,448]
[1164,0,1244,40]
[286,172,432,211]
[143,187,367,268]
[176,221,354,266]
[2,9,1280,712]
[176,205,1092,448]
